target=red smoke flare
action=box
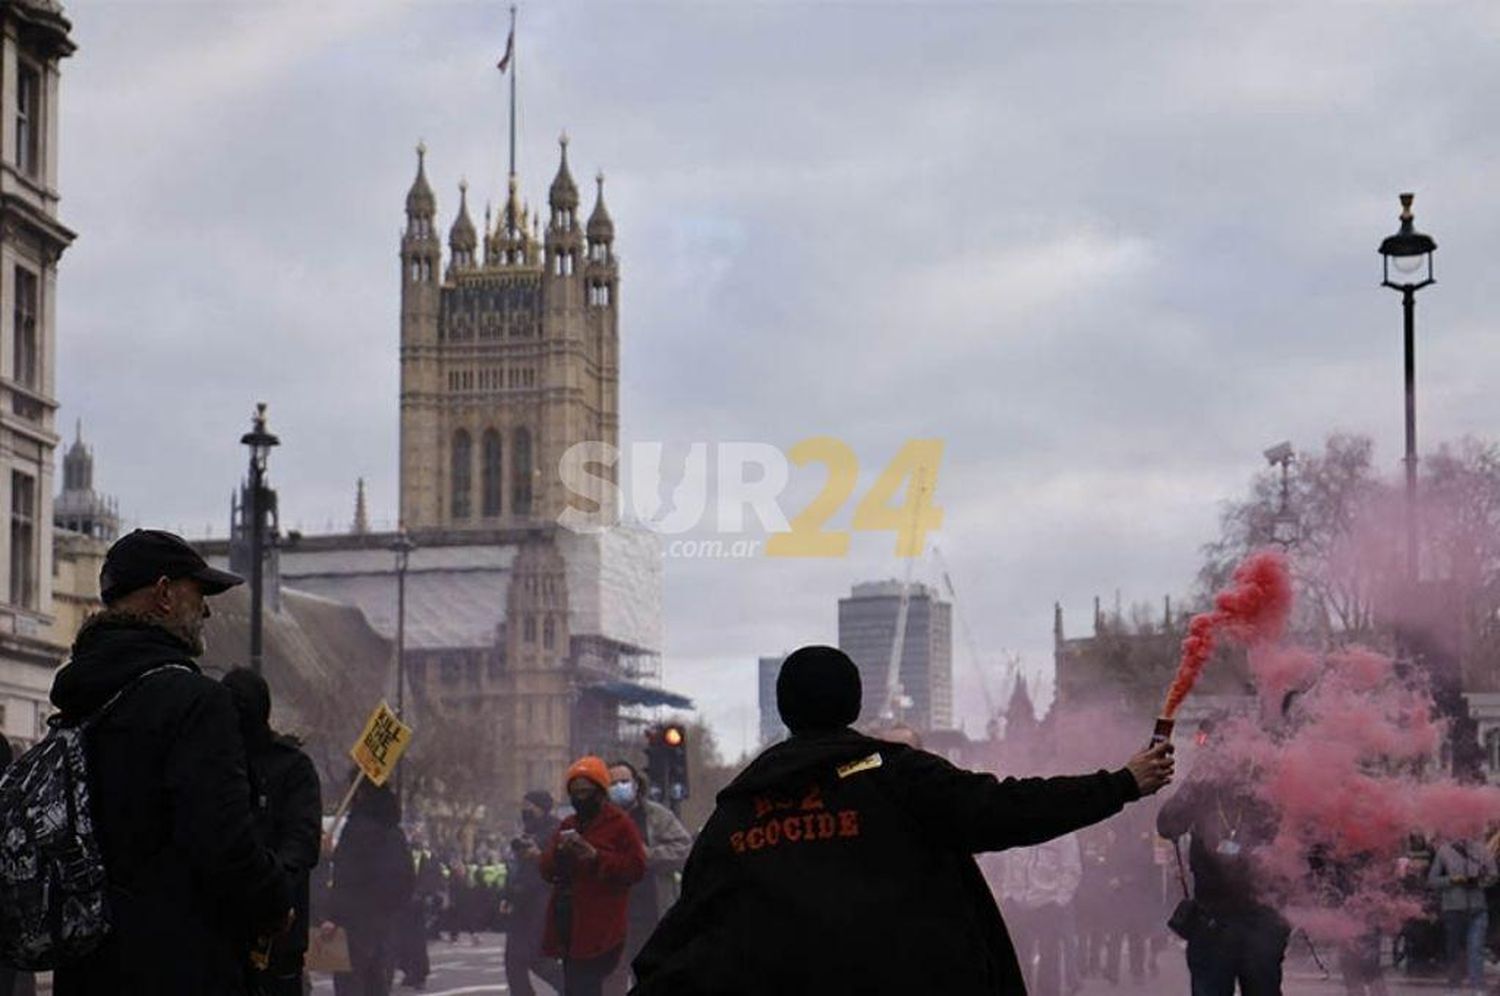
[1162,550,1292,719]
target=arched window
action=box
[543,616,555,650]
[482,429,503,517]
[451,429,472,519]
[512,427,533,516]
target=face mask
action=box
[571,793,602,820]
[608,781,637,808]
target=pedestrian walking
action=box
[48,529,291,995]
[321,779,416,996]
[601,760,691,996]
[631,645,1173,995]
[502,791,566,996]
[540,756,646,996]
[1428,834,1496,994]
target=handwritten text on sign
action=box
[349,702,413,787]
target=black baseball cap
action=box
[99,529,244,604]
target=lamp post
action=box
[392,528,416,800]
[240,403,279,674]
[1378,192,1436,585]
[1264,441,1297,549]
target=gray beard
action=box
[160,615,205,657]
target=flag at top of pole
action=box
[499,5,518,179]
[497,20,514,73]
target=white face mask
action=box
[608,781,637,808]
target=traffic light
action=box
[643,723,690,811]
[661,723,689,805]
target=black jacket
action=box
[631,729,1140,995]
[506,813,560,920]
[1157,775,1279,919]
[246,732,323,971]
[330,785,415,941]
[49,614,290,996]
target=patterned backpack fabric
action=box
[0,663,190,970]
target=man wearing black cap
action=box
[49,529,291,995]
[631,645,1175,995]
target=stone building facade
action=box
[0,0,74,748]
[201,127,674,817]
[398,137,619,532]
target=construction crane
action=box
[932,543,1022,735]
[880,466,931,722]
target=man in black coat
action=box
[223,667,324,996]
[321,779,415,996]
[49,529,291,996]
[631,646,1174,996]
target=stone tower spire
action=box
[352,478,370,535]
[399,127,619,530]
[448,179,477,274]
[55,421,120,541]
[398,142,443,529]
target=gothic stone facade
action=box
[398,136,619,533]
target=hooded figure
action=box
[631,646,1170,995]
[324,779,415,996]
[222,668,323,995]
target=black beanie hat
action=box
[523,790,554,813]
[777,645,862,735]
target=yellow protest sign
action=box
[349,702,413,787]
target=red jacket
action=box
[540,802,647,959]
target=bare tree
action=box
[1201,432,1500,653]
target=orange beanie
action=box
[565,755,610,793]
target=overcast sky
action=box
[57,1,1500,759]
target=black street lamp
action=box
[1264,441,1297,548]
[240,403,279,674]
[392,528,416,800]
[1379,192,1436,584]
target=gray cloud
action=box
[58,0,1500,756]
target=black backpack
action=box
[0,663,191,969]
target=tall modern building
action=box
[758,654,787,745]
[838,580,953,731]
[0,0,74,747]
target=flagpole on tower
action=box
[507,4,517,179]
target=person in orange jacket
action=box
[540,756,647,996]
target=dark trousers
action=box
[506,912,564,996]
[603,912,659,996]
[1008,902,1070,996]
[394,901,430,984]
[1185,909,1290,996]
[249,972,305,996]
[562,946,621,996]
[334,926,395,996]
[1104,925,1146,983]
[1442,908,1488,988]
